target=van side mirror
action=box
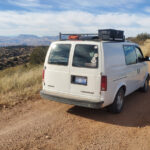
[142,56,150,61]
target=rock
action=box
[45,135,51,139]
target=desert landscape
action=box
[0,65,149,150]
[0,40,150,150]
[0,46,34,70]
[1,0,150,149]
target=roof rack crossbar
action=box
[59,32,98,40]
[59,29,125,42]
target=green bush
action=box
[30,46,48,65]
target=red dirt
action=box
[0,63,150,150]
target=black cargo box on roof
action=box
[98,29,125,42]
[59,29,125,42]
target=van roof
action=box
[52,40,138,46]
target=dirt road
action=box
[0,63,150,150]
[0,84,150,150]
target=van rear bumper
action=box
[40,90,104,109]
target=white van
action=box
[40,30,150,113]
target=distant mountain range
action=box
[0,34,58,47]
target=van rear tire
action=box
[107,88,125,113]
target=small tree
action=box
[30,46,48,65]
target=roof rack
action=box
[59,29,125,42]
[59,32,98,41]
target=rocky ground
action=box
[0,46,34,70]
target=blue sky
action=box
[0,0,150,36]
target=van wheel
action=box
[107,88,125,113]
[141,77,149,93]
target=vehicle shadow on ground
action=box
[68,90,150,127]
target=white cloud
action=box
[0,10,150,37]
[7,0,51,9]
[8,0,39,7]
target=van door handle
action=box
[137,68,140,74]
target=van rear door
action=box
[70,44,101,101]
[44,43,71,93]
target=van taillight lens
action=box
[101,76,107,91]
[42,69,45,80]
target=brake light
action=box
[68,35,79,40]
[101,76,107,91]
[42,69,45,80]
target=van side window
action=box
[72,44,98,68]
[123,45,137,65]
[135,47,144,63]
[48,44,71,66]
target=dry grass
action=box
[0,64,43,106]
[0,41,149,108]
[140,39,150,56]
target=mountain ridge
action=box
[0,35,58,46]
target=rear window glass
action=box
[48,44,71,66]
[72,44,98,68]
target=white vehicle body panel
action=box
[43,41,102,103]
[42,40,149,108]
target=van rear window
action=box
[72,44,98,68]
[48,44,71,66]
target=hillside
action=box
[0,46,48,70]
[0,46,34,70]
[0,35,58,46]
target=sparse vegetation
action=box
[136,33,150,43]
[127,33,150,45]
[30,46,48,65]
[0,46,49,107]
[0,46,34,70]
[140,39,150,57]
[0,64,43,107]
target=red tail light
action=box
[42,69,45,80]
[101,76,107,91]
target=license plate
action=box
[75,77,87,85]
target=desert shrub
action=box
[30,46,48,65]
[127,33,150,45]
[136,33,150,44]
